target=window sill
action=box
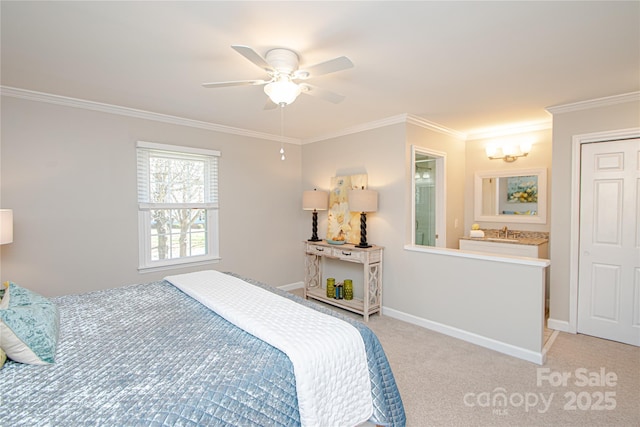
[138,257,221,274]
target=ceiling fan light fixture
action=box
[264,77,302,105]
[204,45,354,106]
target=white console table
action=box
[304,241,383,321]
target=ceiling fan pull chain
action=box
[280,104,286,161]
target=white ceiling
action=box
[1,1,638,142]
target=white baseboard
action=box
[278,281,304,292]
[542,329,560,359]
[383,306,545,365]
[547,318,572,333]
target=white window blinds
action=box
[136,141,219,209]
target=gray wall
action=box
[406,123,467,249]
[464,128,553,234]
[301,122,548,357]
[301,121,470,318]
[301,124,408,312]
[0,96,304,296]
[548,98,640,324]
[2,90,637,354]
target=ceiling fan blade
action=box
[297,56,354,79]
[299,84,345,104]
[231,45,273,72]
[202,79,268,88]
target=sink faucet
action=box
[501,226,509,238]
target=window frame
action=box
[136,141,220,272]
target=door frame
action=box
[411,145,446,248]
[568,127,640,334]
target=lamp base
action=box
[308,210,320,242]
[308,237,321,242]
[356,212,371,248]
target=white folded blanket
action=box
[165,270,373,427]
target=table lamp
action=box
[0,209,13,245]
[348,188,378,248]
[302,189,328,242]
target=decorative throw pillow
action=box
[0,281,59,365]
[0,347,6,369]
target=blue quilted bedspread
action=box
[0,274,405,426]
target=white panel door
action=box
[578,138,640,346]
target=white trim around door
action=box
[568,127,640,334]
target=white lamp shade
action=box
[502,145,518,156]
[0,209,13,244]
[264,78,302,105]
[486,139,534,160]
[520,141,533,154]
[348,189,378,213]
[302,190,328,211]
[485,146,498,158]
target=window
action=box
[412,146,446,247]
[137,141,220,271]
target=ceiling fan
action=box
[202,45,354,108]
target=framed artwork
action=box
[327,174,367,244]
[507,175,538,203]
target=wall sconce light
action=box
[486,141,532,162]
[348,188,378,248]
[0,209,13,245]
[302,189,328,242]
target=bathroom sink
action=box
[485,237,520,243]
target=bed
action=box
[0,271,405,426]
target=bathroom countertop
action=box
[460,236,548,246]
[460,230,549,246]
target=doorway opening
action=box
[412,146,446,247]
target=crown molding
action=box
[3,85,465,145]
[546,91,640,115]
[302,114,408,144]
[6,85,588,145]
[303,113,466,144]
[0,86,301,145]
[405,114,467,139]
[465,120,552,141]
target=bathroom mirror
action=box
[474,168,547,224]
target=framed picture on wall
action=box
[507,175,538,204]
[327,174,367,244]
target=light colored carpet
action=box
[291,289,640,426]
